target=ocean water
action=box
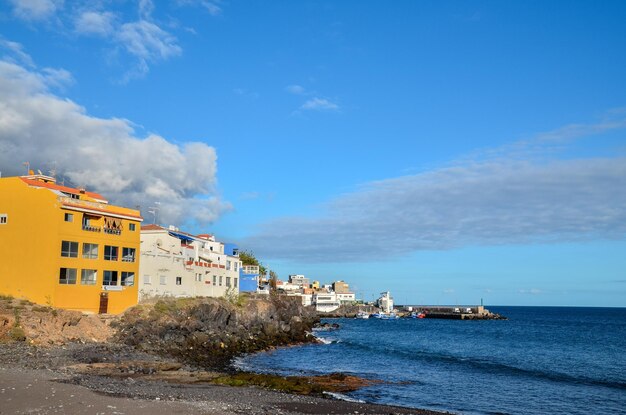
[235,307,626,415]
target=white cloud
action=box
[242,117,626,263]
[74,11,116,37]
[176,0,222,16]
[300,97,339,111]
[286,84,306,95]
[138,0,154,20]
[201,1,221,16]
[9,0,61,21]
[0,38,35,67]
[115,20,182,79]
[0,59,230,226]
[118,20,182,62]
[9,2,184,81]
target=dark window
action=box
[64,213,73,222]
[61,241,78,257]
[59,268,77,284]
[129,223,136,231]
[176,277,182,285]
[103,270,118,286]
[104,245,118,261]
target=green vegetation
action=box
[211,373,324,394]
[225,288,247,307]
[9,308,27,341]
[0,294,13,302]
[238,250,267,276]
[32,305,54,313]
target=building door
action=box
[99,292,109,314]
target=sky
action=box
[1,0,625,307]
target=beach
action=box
[0,342,450,415]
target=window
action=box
[219,276,223,286]
[64,213,73,222]
[103,270,118,286]
[226,260,231,271]
[176,277,182,285]
[61,241,78,257]
[121,272,135,286]
[122,247,136,262]
[59,268,77,284]
[195,273,202,282]
[0,214,7,224]
[213,275,217,285]
[234,262,238,272]
[129,223,136,231]
[160,275,167,285]
[226,277,231,287]
[82,243,98,259]
[144,275,151,285]
[234,278,238,288]
[81,269,97,285]
[104,245,118,261]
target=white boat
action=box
[371,311,399,320]
[355,311,370,319]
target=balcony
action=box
[104,227,121,235]
[82,224,101,232]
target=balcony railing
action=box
[104,227,121,235]
[82,225,101,232]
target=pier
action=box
[401,305,507,320]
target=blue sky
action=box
[1,0,625,306]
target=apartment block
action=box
[0,174,142,314]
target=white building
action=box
[139,225,241,300]
[336,292,356,304]
[377,291,394,313]
[313,292,341,313]
[288,274,310,288]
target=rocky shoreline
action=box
[0,295,453,414]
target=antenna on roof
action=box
[49,160,57,179]
[22,161,30,175]
[147,201,160,224]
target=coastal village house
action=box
[273,274,358,312]
[0,173,142,314]
[239,265,261,292]
[139,225,241,299]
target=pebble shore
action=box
[0,342,452,415]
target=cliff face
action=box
[114,295,319,369]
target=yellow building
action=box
[0,174,142,314]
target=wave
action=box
[323,391,366,403]
[336,338,626,391]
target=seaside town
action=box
[2,2,624,414]
[0,170,501,321]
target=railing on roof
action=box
[58,195,106,210]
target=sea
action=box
[235,307,626,415]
